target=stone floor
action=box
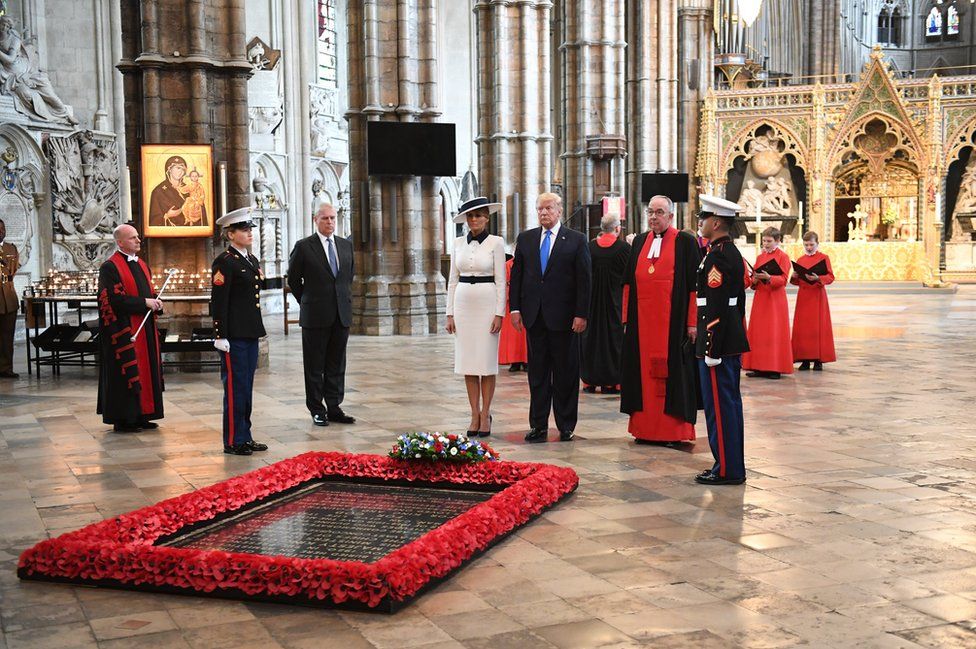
[2,285,976,649]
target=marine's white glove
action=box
[214,338,230,353]
[704,356,722,367]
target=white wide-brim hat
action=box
[453,196,502,224]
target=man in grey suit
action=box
[287,203,356,426]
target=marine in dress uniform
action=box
[210,208,269,456]
[694,195,750,485]
[0,219,20,378]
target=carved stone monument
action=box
[0,15,77,126]
[43,130,121,271]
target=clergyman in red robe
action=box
[620,196,702,444]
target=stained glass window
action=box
[926,7,943,37]
[948,5,960,36]
[317,0,338,87]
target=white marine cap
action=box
[698,194,741,219]
[216,207,255,229]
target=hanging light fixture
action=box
[738,0,764,27]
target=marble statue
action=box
[761,176,791,216]
[0,16,77,125]
[740,180,764,216]
[954,160,976,215]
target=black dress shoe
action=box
[767,372,781,379]
[813,361,823,371]
[745,371,762,378]
[138,421,159,429]
[246,440,268,452]
[327,409,356,424]
[559,430,575,442]
[695,473,745,485]
[0,371,19,378]
[477,415,492,437]
[508,363,522,372]
[224,444,253,456]
[311,413,329,426]
[695,469,714,479]
[798,361,811,371]
[112,424,142,433]
[602,386,619,394]
[524,428,548,443]
[582,385,597,393]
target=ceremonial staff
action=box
[131,268,175,342]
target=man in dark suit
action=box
[510,192,591,442]
[287,203,356,427]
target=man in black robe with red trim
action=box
[97,224,164,432]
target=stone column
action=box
[475,0,553,241]
[804,0,840,79]
[347,0,446,335]
[678,0,713,218]
[560,0,626,213]
[118,0,252,278]
[625,0,678,223]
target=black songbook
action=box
[754,259,784,276]
[792,259,828,283]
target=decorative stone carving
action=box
[310,85,339,158]
[761,176,792,216]
[246,37,280,72]
[740,180,763,217]
[44,130,120,271]
[249,106,283,136]
[0,16,77,125]
[0,143,39,265]
[45,131,119,236]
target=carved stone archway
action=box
[0,123,47,288]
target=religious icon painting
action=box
[141,144,214,238]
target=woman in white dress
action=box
[446,197,507,437]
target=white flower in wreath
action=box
[450,447,458,456]
[414,453,421,458]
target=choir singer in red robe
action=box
[743,227,793,379]
[620,196,702,444]
[790,231,836,371]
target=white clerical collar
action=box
[805,247,818,256]
[117,248,139,263]
[647,228,667,259]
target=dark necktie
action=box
[327,238,339,276]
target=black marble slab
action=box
[160,480,496,563]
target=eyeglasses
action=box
[646,209,669,217]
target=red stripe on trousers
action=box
[225,350,235,446]
[710,366,726,477]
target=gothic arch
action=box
[311,159,348,235]
[944,116,976,168]
[250,153,289,209]
[0,123,45,267]
[719,120,809,180]
[826,111,925,175]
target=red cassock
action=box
[790,252,836,363]
[742,248,793,374]
[498,257,528,365]
[628,229,696,442]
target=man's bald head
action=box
[114,224,141,256]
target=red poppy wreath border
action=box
[18,452,578,610]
